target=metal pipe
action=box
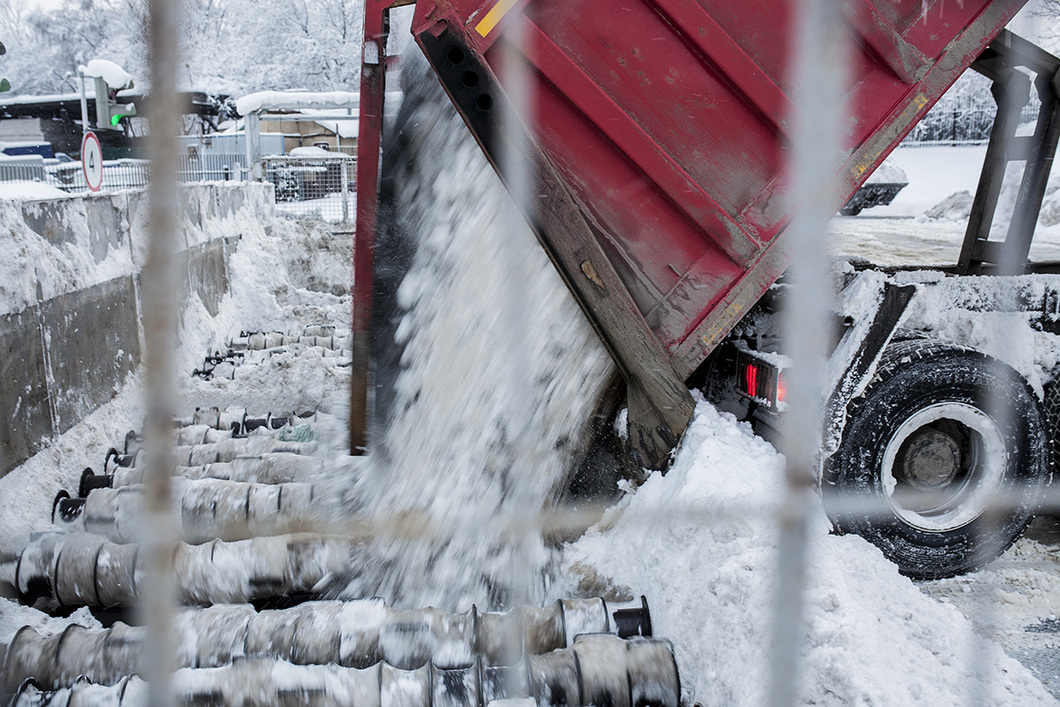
[4,598,602,681]
[127,438,321,468]
[142,0,183,701]
[173,408,322,435]
[770,0,848,704]
[4,631,676,705]
[104,452,322,487]
[58,479,322,544]
[228,329,350,352]
[14,533,357,607]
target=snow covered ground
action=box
[830,144,1060,266]
[3,141,1060,705]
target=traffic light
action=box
[0,41,9,93]
[92,76,136,130]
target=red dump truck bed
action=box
[354,0,1028,464]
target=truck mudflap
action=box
[354,0,1028,466]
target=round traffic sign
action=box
[81,131,103,192]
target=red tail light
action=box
[736,351,785,411]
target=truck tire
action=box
[1041,380,1060,480]
[822,339,1049,579]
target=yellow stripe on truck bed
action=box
[476,0,519,37]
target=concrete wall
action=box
[0,183,273,477]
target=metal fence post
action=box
[140,0,182,705]
[246,112,263,181]
[341,157,350,222]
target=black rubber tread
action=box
[823,338,1050,579]
[1041,380,1060,486]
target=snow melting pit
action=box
[0,324,681,706]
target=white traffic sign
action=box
[81,131,103,192]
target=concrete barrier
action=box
[0,183,273,477]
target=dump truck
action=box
[351,0,1060,580]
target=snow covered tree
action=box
[0,0,364,98]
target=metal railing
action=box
[178,152,247,183]
[0,150,356,223]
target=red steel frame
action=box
[351,0,409,453]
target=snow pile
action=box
[0,185,352,559]
[865,158,907,186]
[174,212,354,416]
[0,197,136,314]
[289,146,345,159]
[830,144,1060,265]
[925,190,973,221]
[0,181,70,201]
[562,401,1058,705]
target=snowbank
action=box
[0,181,70,201]
[562,401,1058,705]
[0,195,136,314]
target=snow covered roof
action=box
[235,91,359,116]
[288,146,349,158]
[301,108,359,139]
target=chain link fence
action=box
[264,151,356,223]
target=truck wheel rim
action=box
[880,402,1006,532]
